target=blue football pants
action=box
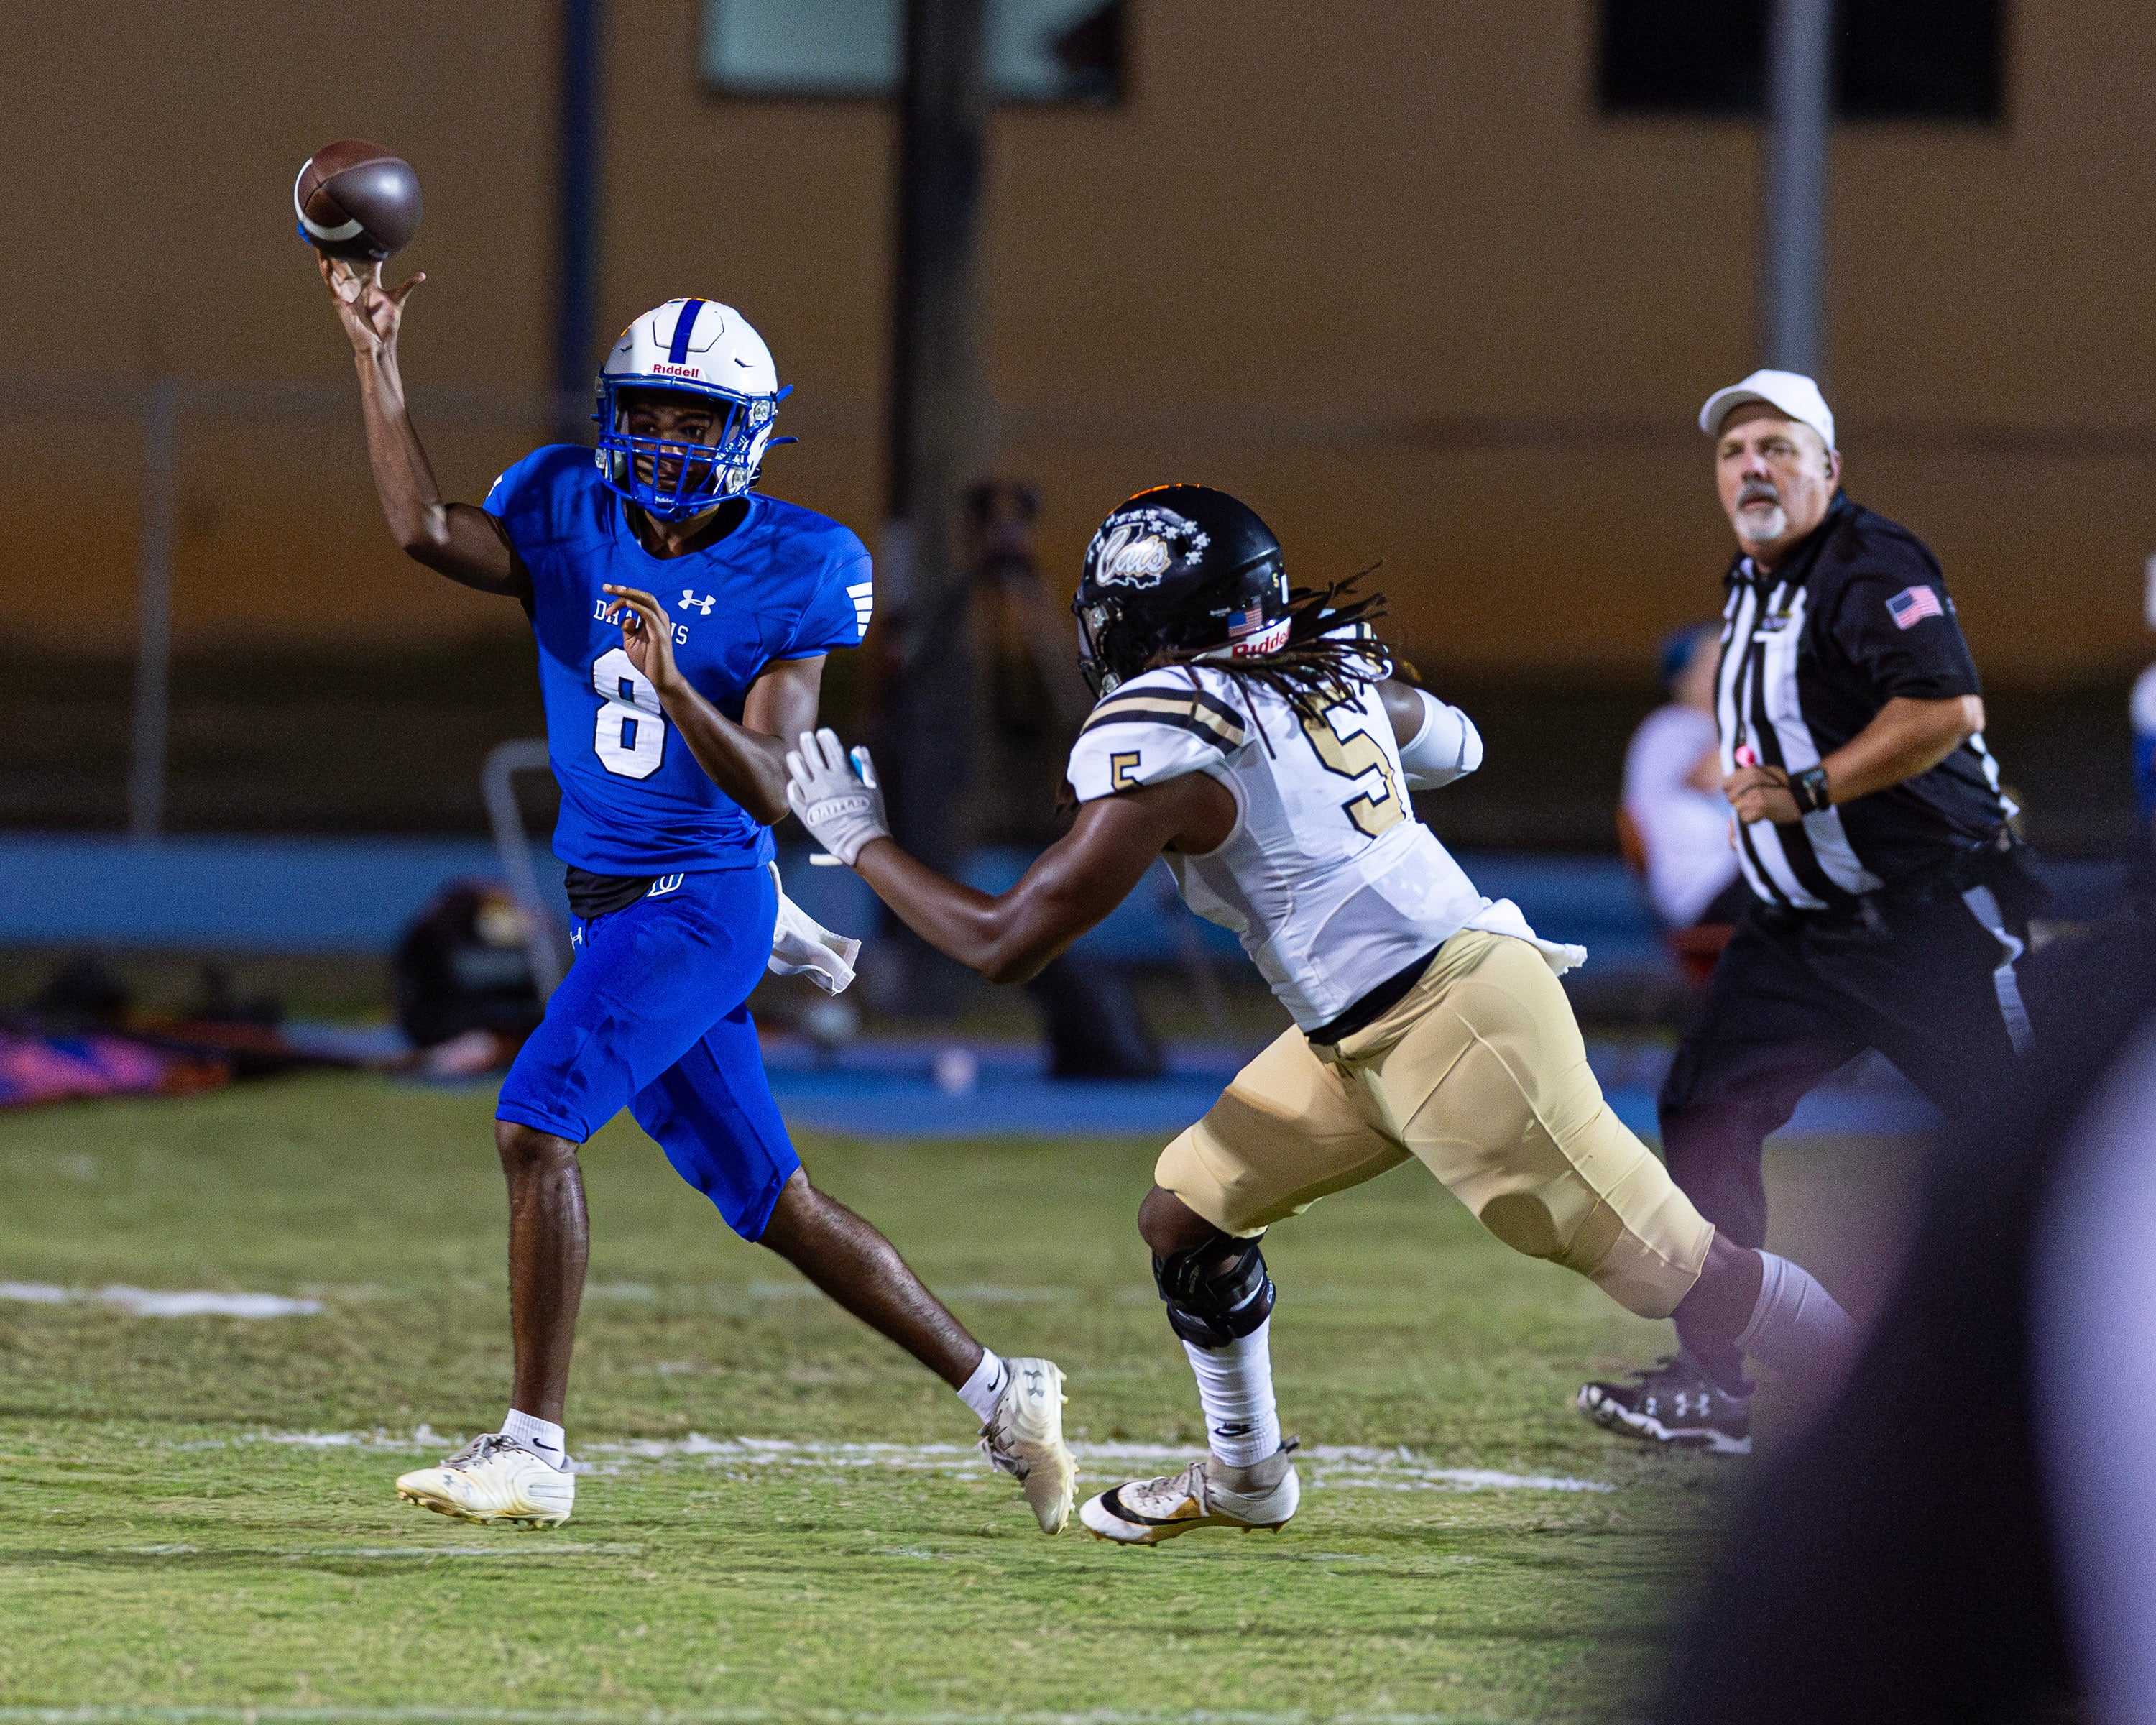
[495,865,800,1241]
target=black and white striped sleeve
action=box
[1066,676,1248,801]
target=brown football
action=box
[293,139,422,261]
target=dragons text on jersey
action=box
[484,446,871,875]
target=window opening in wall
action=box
[701,0,1123,104]
[1598,0,2003,123]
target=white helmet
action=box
[594,298,791,517]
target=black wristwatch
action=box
[1790,765,1832,814]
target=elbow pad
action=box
[1398,688,1483,791]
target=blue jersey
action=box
[484,446,872,875]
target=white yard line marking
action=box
[941,1284,1082,1305]
[175,1427,451,1454]
[0,1710,1477,1725]
[0,1282,321,1317]
[581,1435,1613,1494]
[111,1544,640,1560]
[747,1280,820,1300]
[165,1430,1607,1494]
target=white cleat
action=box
[395,1432,575,1528]
[1079,1448,1300,1546]
[980,1356,1076,1534]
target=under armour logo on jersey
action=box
[678,591,716,615]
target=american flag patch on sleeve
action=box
[1886,585,1945,630]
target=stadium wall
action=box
[1,1,2152,680]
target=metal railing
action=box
[482,739,570,1000]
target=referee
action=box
[1577,369,2041,1454]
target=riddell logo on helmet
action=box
[650,363,703,379]
[1230,620,1291,657]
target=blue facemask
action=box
[591,377,791,520]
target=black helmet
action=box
[1072,485,1290,696]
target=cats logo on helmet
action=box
[1087,507,1212,589]
[1073,485,1289,697]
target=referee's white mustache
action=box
[1737,480,1781,509]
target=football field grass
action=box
[0,1070,1907,1723]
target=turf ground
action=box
[0,1070,1913,1724]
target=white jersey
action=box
[1621,703,1741,926]
[1066,663,1581,1032]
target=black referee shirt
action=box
[1715,494,2014,910]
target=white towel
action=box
[1462,896,1589,976]
[765,862,862,995]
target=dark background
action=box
[6,640,2131,855]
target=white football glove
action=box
[784,727,890,868]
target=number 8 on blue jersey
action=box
[591,648,666,779]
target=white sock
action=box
[957,1348,1008,1423]
[1184,1317,1282,1468]
[1736,1251,1858,1376]
[501,1407,568,1471]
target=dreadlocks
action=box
[1142,574,1403,722]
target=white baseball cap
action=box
[1699,369,1836,451]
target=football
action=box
[292,139,422,262]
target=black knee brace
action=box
[1152,1230,1276,1349]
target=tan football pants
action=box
[1156,929,1715,1318]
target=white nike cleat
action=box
[1079,1447,1300,1545]
[395,1432,575,1528]
[979,1356,1076,1533]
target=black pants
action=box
[1657,888,2031,1248]
[1651,916,2156,1724]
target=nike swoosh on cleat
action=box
[1100,1486,1196,1527]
